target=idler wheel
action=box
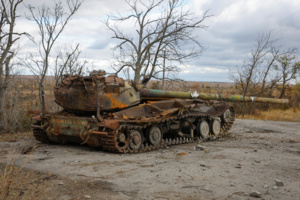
[211,118,221,136]
[147,125,162,146]
[129,129,143,150]
[198,120,210,139]
[222,109,231,123]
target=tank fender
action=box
[98,119,119,130]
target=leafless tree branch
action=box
[105,0,212,84]
[24,0,83,115]
[230,31,299,102]
[53,43,88,86]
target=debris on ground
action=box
[275,179,284,186]
[21,145,35,154]
[250,191,262,198]
[194,144,207,151]
[235,164,242,168]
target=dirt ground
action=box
[0,119,300,200]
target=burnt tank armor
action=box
[31,70,289,153]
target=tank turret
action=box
[54,71,141,112]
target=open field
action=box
[1,119,299,200]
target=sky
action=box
[14,0,300,82]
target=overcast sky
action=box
[15,0,300,82]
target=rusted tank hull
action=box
[31,99,235,153]
[31,71,288,153]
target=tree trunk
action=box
[134,67,141,83]
[279,83,286,98]
[0,62,5,130]
[0,87,5,130]
[39,81,46,117]
[279,76,287,98]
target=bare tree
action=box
[25,0,83,115]
[105,0,212,84]
[53,43,88,87]
[230,32,276,97]
[275,54,300,98]
[258,47,297,97]
[229,32,299,116]
[230,32,296,98]
[0,0,28,130]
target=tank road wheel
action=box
[222,109,231,123]
[147,125,162,146]
[198,120,210,139]
[129,129,143,150]
[115,129,129,152]
[211,118,221,136]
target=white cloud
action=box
[11,0,300,82]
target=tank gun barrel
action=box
[140,89,289,104]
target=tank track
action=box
[32,126,49,143]
[99,106,235,153]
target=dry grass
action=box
[0,153,101,200]
[237,108,300,122]
[0,132,33,142]
[0,154,38,200]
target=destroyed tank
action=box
[31,70,289,153]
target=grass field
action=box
[237,107,300,122]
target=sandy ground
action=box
[0,119,300,200]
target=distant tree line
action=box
[230,32,300,99]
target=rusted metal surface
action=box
[89,130,108,136]
[31,70,289,153]
[140,89,191,99]
[28,110,48,115]
[96,101,235,153]
[104,74,125,87]
[113,99,214,120]
[31,98,234,153]
[55,74,140,112]
[98,119,119,130]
